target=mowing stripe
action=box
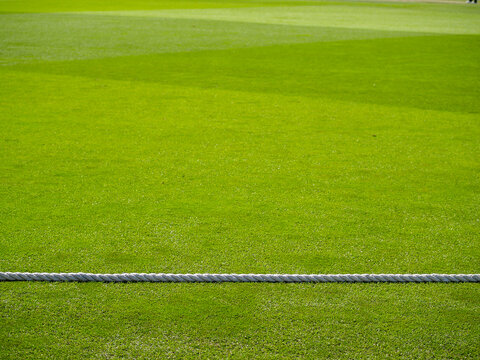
[0,272,479,283]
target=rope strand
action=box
[0,272,479,283]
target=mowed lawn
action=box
[1,0,479,358]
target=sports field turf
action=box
[1,0,479,358]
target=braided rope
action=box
[0,272,479,283]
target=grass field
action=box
[1,0,480,358]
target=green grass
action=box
[1,0,479,358]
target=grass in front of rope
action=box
[1,0,479,358]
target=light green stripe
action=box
[80,4,480,34]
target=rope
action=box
[0,272,479,283]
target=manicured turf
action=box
[1,0,479,358]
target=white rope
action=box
[0,272,479,283]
